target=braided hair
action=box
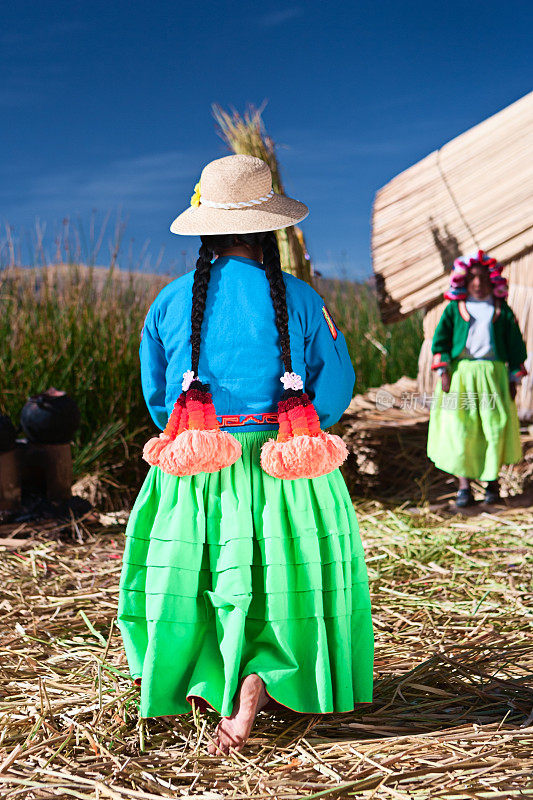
[190,242,214,377]
[190,231,293,379]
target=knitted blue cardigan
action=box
[139,256,355,433]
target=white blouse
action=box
[461,297,495,360]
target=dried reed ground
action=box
[0,502,532,799]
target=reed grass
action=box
[0,264,161,480]
[0,263,423,481]
[318,278,423,389]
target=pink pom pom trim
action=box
[260,432,348,480]
[150,429,242,476]
[493,284,508,298]
[143,433,171,465]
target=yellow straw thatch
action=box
[372,92,533,322]
[212,103,313,284]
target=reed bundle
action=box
[0,502,531,798]
[372,92,533,322]
[212,104,313,284]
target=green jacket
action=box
[431,299,528,377]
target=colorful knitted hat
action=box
[143,369,241,476]
[444,250,508,301]
[260,371,348,479]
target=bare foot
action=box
[207,674,268,755]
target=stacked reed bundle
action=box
[212,103,313,284]
[372,92,533,419]
[372,92,533,322]
[340,377,438,501]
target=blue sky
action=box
[1,0,531,278]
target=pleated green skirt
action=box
[118,430,374,718]
[427,359,522,481]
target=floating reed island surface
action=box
[0,503,531,799]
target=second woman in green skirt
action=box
[117,155,374,754]
[428,250,527,507]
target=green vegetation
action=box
[0,266,153,478]
[319,278,423,390]
[0,266,423,478]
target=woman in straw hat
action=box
[117,154,374,754]
[428,251,527,507]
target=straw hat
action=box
[170,154,309,236]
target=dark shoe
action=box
[456,488,474,507]
[484,485,500,504]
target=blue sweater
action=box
[140,256,355,432]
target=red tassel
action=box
[261,388,348,479]
[143,376,241,476]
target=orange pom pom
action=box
[158,429,242,476]
[261,432,348,479]
[277,410,291,443]
[304,403,321,435]
[142,377,240,476]
[163,394,186,438]
[261,390,348,479]
[203,406,219,429]
[143,433,171,466]
[177,407,189,435]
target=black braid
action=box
[261,231,293,374]
[190,242,213,376]
[194,231,293,378]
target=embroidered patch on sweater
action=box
[322,305,338,340]
[140,314,148,342]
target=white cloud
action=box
[6,150,201,217]
[257,7,304,28]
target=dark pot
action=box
[20,388,81,444]
[0,415,17,451]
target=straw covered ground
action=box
[0,502,532,799]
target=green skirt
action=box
[427,359,522,481]
[118,430,374,718]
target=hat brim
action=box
[170,193,309,236]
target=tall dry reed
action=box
[319,278,423,389]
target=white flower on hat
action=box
[182,370,196,391]
[280,372,304,391]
